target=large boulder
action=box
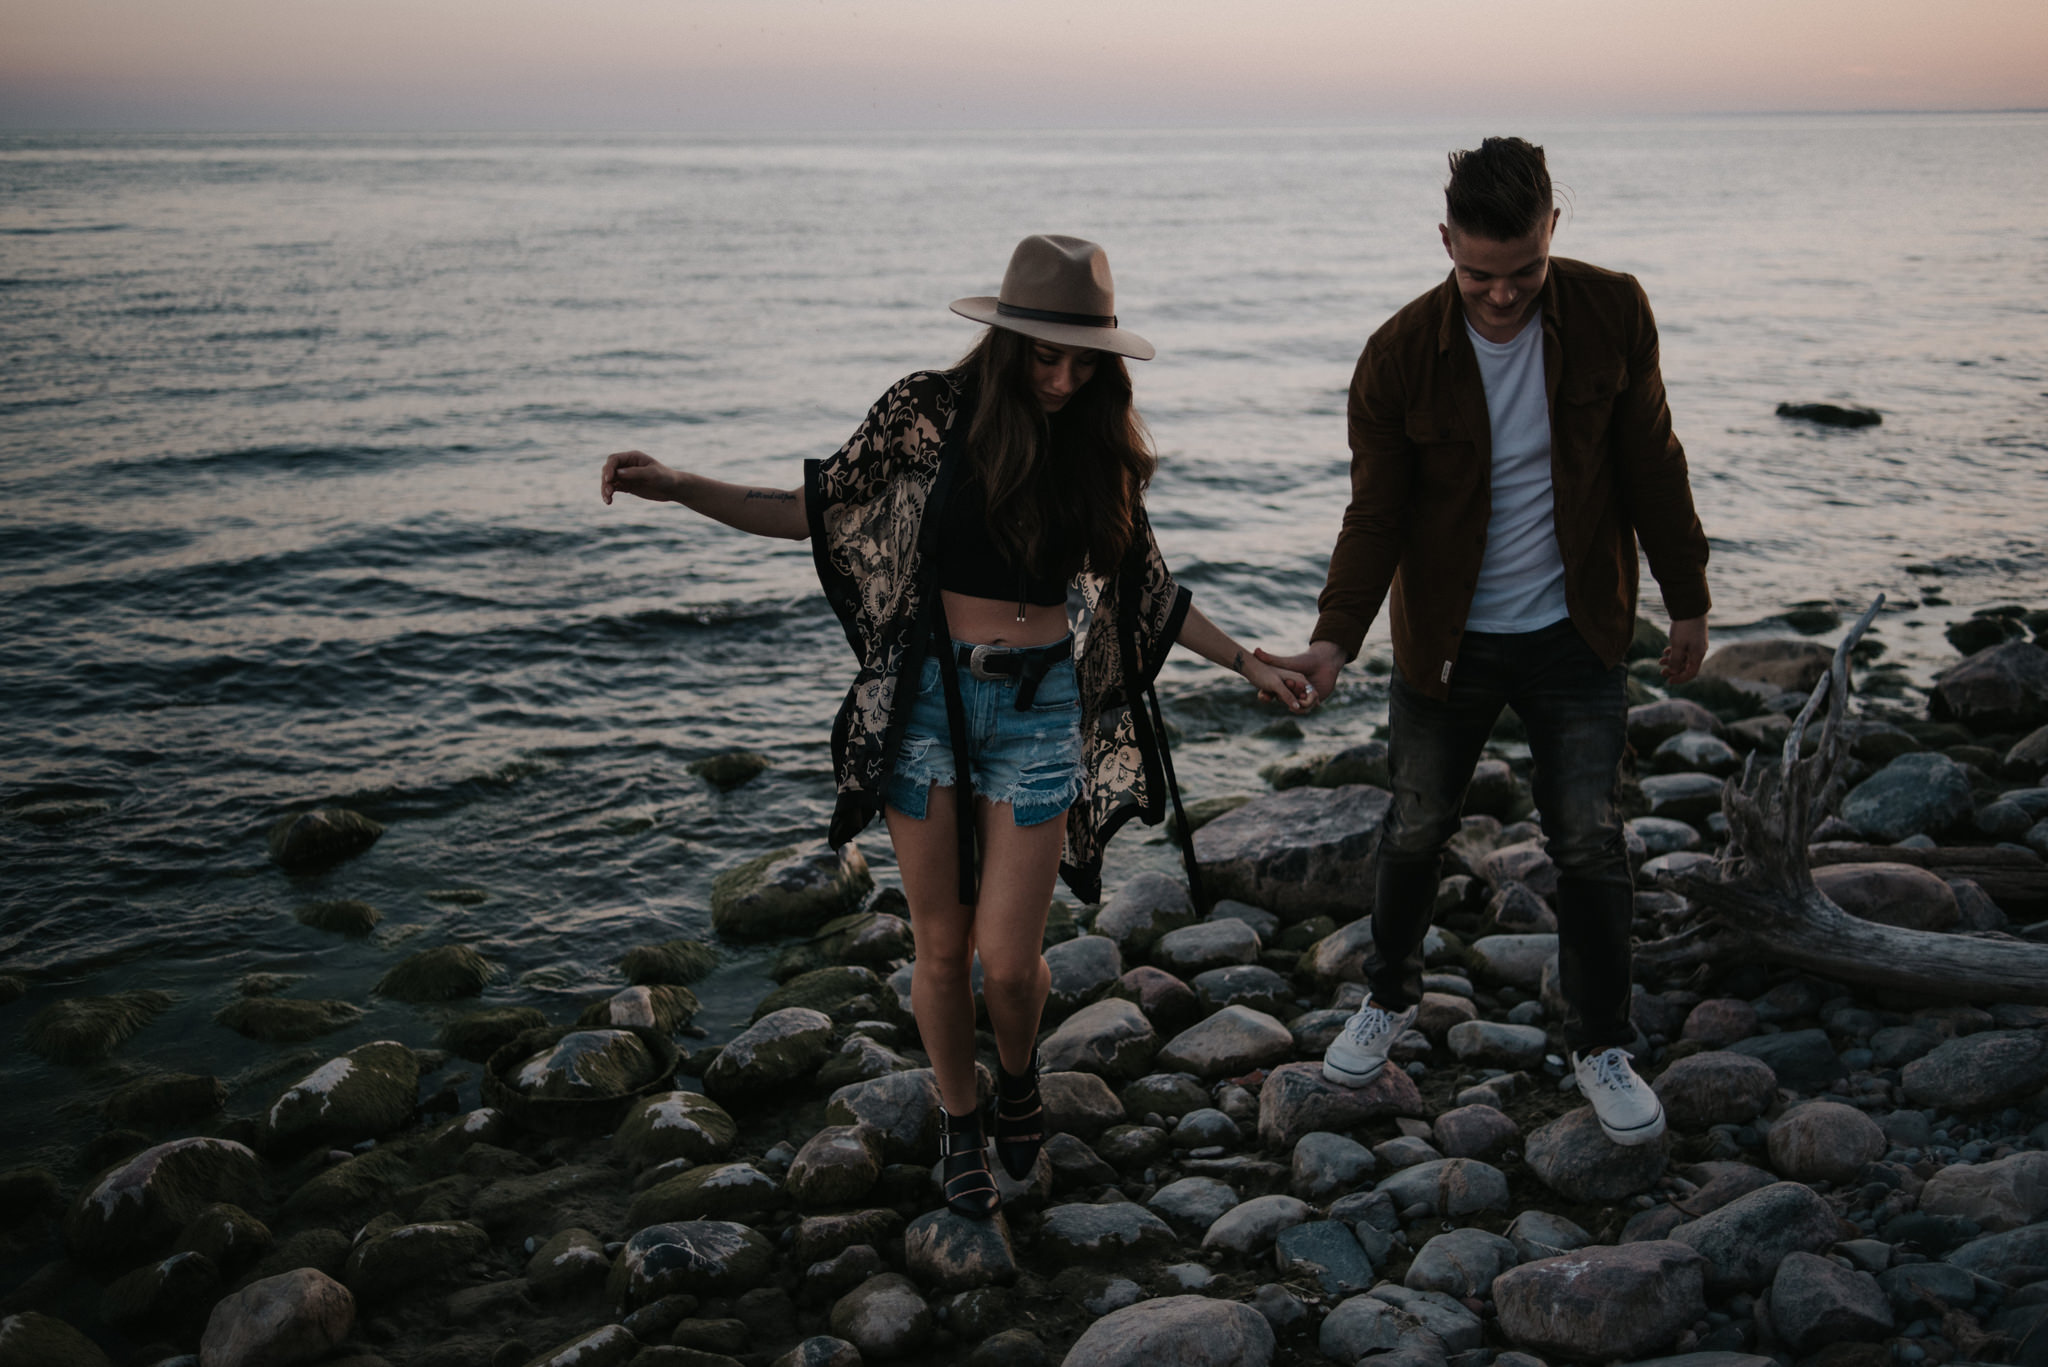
[1920,1151,2048,1232]
[903,1209,1018,1291]
[828,1069,942,1162]
[1765,1101,1886,1185]
[1043,935,1123,1021]
[703,1007,835,1100]
[65,1138,263,1270]
[1653,1050,1778,1132]
[1257,1060,1425,1150]
[262,1042,420,1152]
[214,996,363,1043]
[1039,998,1158,1082]
[1812,862,1960,930]
[1494,1240,1708,1362]
[1932,640,2048,732]
[1902,1028,2048,1111]
[1062,1294,1275,1367]
[1669,1181,1843,1291]
[607,1220,775,1306]
[1153,1006,1292,1078]
[266,807,384,870]
[1699,639,1833,694]
[23,990,172,1065]
[711,842,873,941]
[1192,784,1391,921]
[1523,1108,1667,1202]
[198,1270,355,1367]
[374,944,495,1001]
[1770,1251,1893,1353]
[1092,872,1198,956]
[1840,754,1975,842]
[613,1091,738,1171]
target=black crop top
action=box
[936,471,1069,607]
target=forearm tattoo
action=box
[1232,648,1245,675]
[743,490,796,502]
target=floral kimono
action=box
[803,368,1194,903]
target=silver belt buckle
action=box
[967,644,1008,681]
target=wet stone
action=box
[1446,1019,1548,1068]
[608,1221,775,1307]
[1037,1201,1177,1262]
[753,965,882,1021]
[1042,935,1122,1021]
[1119,1072,1210,1122]
[198,1267,356,1367]
[526,1226,610,1299]
[703,1007,834,1100]
[1189,964,1294,1018]
[24,990,173,1065]
[100,1248,219,1337]
[267,807,383,870]
[1466,933,1558,991]
[580,984,701,1033]
[103,1072,226,1127]
[614,1091,739,1171]
[508,1029,657,1102]
[440,1007,549,1062]
[1145,1176,1239,1239]
[628,1162,780,1227]
[1038,997,1158,1082]
[1091,870,1199,956]
[711,842,873,941]
[903,1208,1019,1291]
[827,1272,931,1360]
[1040,1071,1125,1139]
[1154,919,1260,976]
[772,1338,864,1367]
[1104,965,1200,1038]
[1192,784,1392,922]
[65,1137,263,1270]
[294,898,381,935]
[375,944,495,1002]
[1841,753,1976,841]
[215,995,364,1043]
[343,1220,490,1300]
[620,938,719,986]
[784,1126,880,1208]
[1640,772,1725,824]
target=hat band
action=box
[996,301,1117,329]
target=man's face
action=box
[1440,207,1560,344]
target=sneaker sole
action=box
[1597,1111,1667,1147]
[1321,1056,1387,1087]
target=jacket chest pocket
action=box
[1556,366,1627,448]
[1403,412,1479,494]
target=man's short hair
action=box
[1445,137,1553,241]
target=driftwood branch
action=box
[1639,595,2048,1004]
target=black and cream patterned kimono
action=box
[803,368,1192,904]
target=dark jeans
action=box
[1363,618,1636,1051]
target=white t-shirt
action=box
[1463,312,1570,633]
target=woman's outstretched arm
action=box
[1175,601,1312,713]
[599,450,808,540]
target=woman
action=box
[601,234,1308,1218]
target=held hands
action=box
[1253,640,1346,709]
[600,450,680,505]
[1242,654,1313,714]
[1661,616,1709,685]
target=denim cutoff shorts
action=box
[885,637,1083,827]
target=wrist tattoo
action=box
[742,490,795,502]
[1231,648,1245,675]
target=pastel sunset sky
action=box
[3,0,2045,130]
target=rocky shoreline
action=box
[5,604,2048,1367]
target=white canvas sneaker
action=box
[1321,997,1418,1087]
[1572,1046,1667,1146]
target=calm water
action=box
[3,116,2046,1171]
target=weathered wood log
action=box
[1807,842,2048,919]
[1641,597,2048,1004]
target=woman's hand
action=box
[1243,654,1312,714]
[601,450,679,505]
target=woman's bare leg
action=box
[887,786,981,1115]
[971,800,1064,1075]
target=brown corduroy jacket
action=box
[1310,256,1711,698]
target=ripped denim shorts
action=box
[885,637,1083,828]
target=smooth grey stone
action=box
[1920,1151,2048,1232]
[1669,1181,1841,1292]
[1290,1131,1375,1202]
[1154,920,1261,976]
[1192,785,1393,922]
[1902,1029,2048,1112]
[1145,1177,1239,1239]
[1768,1250,1893,1353]
[1506,1209,1593,1263]
[1038,997,1158,1083]
[1061,1294,1276,1367]
[1524,1106,1668,1201]
[1274,1220,1376,1295]
[1036,1201,1177,1262]
[1765,1100,1886,1185]
[1042,936,1123,1021]
[1841,753,1975,841]
[1170,1108,1239,1150]
[1494,1239,1710,1361]
[1727,1028,1845,1092]
[1200,1194,1311,1254]
[1374,1158,1510,1219]
[1404,1227,1518,1297]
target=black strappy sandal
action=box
[993,1050,1045,1181]
[939,1104,999,1219]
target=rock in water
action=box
[1523,1107,1667,1201]
[618,937,719,985]
[607,1220,775,1306]
[262,1040,419,1151]
[65,1136,263,1269]
[1192,785,1390,921]
[1668,1180,1842,1291]
[704,1007,835,1100]
[24,990,173,1065]
[439,1006,549,1061]
[690,748,769,789]
[374,943,495,1002]
[509,1030,658,1100]
[1776,401,1881,427]
[266,807,384,871]
[904,1209,1019,1290]
[1493,1240,1708,1360]
[1062,1294,1276,1367]
[578,983,701,1032]
[0,1311,116,1366]
[613,1091,739,1171]
[214,996,363,1043]
[711,842,872,940]
[293,898,381,935]
[102,1072,226,1127]
[1931,640,2048,732]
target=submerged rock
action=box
[578,983,701,1032]
[24,990,173,1065]
[1777,401,1881,427]
[374,943,495,1002]
[214,995,363,1043]
[711,842,873,941]
[293,898,381,935]
[439,1006,549,1061]
[691,748,769,789]
[103,1072,226,1127]
[619,937,719,986]
[267,807,384,870]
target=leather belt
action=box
[947,636,1073,709]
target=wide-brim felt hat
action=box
[950,234,1154,361]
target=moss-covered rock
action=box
[281,1147,414,1220]
[612,1091,738,1172]
[374,944,495,1002]
[702,1008,835,1101]
[9,798,111,826]
[770,912,916,982]
[577,984,700,1033]
[0,973,25,1006]
[423,887,489,904]
[689,749,770,790]
[508,1030,660,1101]
[751,966,884,1022]
[0,1166,61,1226]
[214,996,363,1043]
[103,1072,226,1127]
[100,1248,219,1337]
[0,1311,114,1366]
[233,1226,353,1288]
[342,1219,490,1301]
[171,1202,271,1270]
[710,842,873,941]
[627,1162,780,1227]
[439,1006,549,1062]
[261,1040,420,1151]
[608,1221,776,1307]
[618,938,718,986]
[236,972,297,997]
[64,1137,263,1270]
[266,807,385,871]
[294,899,381,936]
[24,990,173,1065]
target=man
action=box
[1259,137,1710,1146]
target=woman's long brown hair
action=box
[954,326,1157,579]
